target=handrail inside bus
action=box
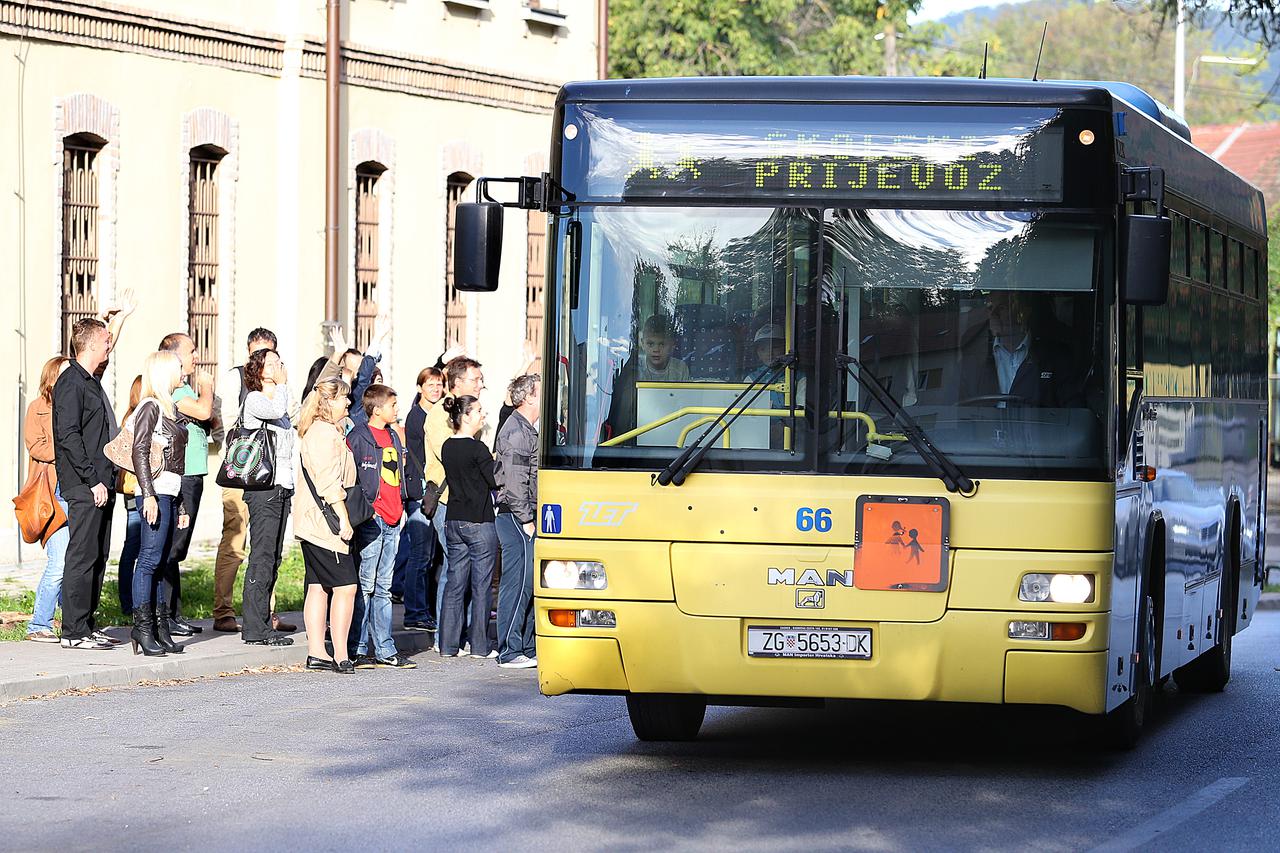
[601,406,905,448]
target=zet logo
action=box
[541,504,562,535]
[579,502,639,527]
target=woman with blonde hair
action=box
[116,375,143,616]
[23,356,71,642]
[127,350,190,656]
[294,377,359,673]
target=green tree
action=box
[921,0,1275,126]
[608,0,921,79]
[1157,0,1280,50]
[1268,206,1280,332]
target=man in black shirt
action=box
[52,318,118,649]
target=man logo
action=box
[796,588,825,609]
[579,502,638,527]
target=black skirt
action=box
[300,540,358,588]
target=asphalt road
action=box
[1,613,1278,852]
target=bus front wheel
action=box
[1102,591,1157,750]
[626,694,707,741]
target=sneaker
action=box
[353,654,378,670]
[390,593,404,604]
[403,621,432,632]
[498,654,538,669]
[61,635,113,650]
[26,630,60,643]
[439,648,463,657]
[92,630,126,646]
[421,617,438,632]
[375,654,418,669]
[469,649,498,660]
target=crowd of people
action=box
[19,298,542,673]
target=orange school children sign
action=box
[854,495,950,591]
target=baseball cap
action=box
[753,324,784,343]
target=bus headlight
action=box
[1019,573,1094,604]
[541,560,608,590]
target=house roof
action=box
[1191,121,1280,209]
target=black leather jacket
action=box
[132,399,188,502]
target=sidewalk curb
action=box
[0,614,439,703]
[1257,592,1280,611]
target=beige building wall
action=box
[0,0,595,566]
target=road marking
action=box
[1089,776,1249,852]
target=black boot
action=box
[130,608,167,657]
[153,605,185,654]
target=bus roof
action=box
[559,76,1190,139]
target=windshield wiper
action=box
[657,353,796,487]
[836,353,976,496]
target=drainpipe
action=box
[324,0,341,331]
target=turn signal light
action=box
[549,610,578,628]
[1051,622,1087,641]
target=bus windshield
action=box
[545,205,1111,480]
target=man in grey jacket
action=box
[493,373,540,669]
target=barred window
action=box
[354,162,385,351]
[526,210,546,352]
[188,145,225,376]
[445,172,473,351]
[61,134,104,355]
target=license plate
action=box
[747,626,872,660]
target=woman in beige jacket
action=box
[294,378,359,674]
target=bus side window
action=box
[1170,212,1188,278]
[1244,247,1258,300]
[1190,222,1207,283]
[1209,230,1225,289]
[1228,239,1243,295]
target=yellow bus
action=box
[453,77,1269,747]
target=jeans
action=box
[161,474,203,619]
[441,519,498,656]
[117,502,141,615]
[495,513,537,663]
[27,489,69,635]
[433,501,450,624]
[61,483,114,640]
[132,494,176,609]
[397,500,436,624]
[242,486,292,641]
[350,515,403,659]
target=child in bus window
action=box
[637,314,690,382]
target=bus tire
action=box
[1102,589,1156,750]
[626,694,707,741]
[1174,509,1238,693]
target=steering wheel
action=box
[959,393,1028,406]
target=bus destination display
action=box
[572,106,1066,204]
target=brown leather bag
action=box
[103,413,163,475]
[13,462,67,546]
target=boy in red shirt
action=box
[346,384,415,668]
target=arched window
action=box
[445,171,474,351]
[354,161,387,351]
[61,132,106,354]
[188,143,226,375]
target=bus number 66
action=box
[796,507,833,532]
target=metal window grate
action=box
[354,165,382,351]
[526,209,546,352]
[188,151,221,376]
[445,173,472,351]
[61,139,101,355]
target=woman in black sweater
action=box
[439,394,499,658]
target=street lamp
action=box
[1172,0,1261,116]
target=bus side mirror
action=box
[1122,214,1171,306]
[454,202,503,292]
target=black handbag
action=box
[422,478,446,519]
[215,405,276,491]
[300,461,371,536]
[345,481,374,530]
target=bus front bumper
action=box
[535,601,1110,715]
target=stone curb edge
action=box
[0,625,438,704]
